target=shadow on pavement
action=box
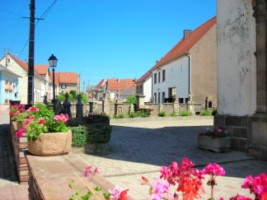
[0,124,19,183]
[85,125,267,179]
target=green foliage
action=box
[80,92,88,103]
[171,112,179,117]
[125,96,136,104]
[114,113,124,119]
[57,93,65,101]
[70,90,77,99]
[200,109,212,116]
[87,124,112,144]
[158,111,166,117]
[68,125,88,147]
[136,110,150,117]
[179,110,191,116]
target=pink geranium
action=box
[26,106,39,112]
[242,173,267,200]
[54,114,69,123]
[229,194,253,200]
[38,118,46,124]
[16,128,25,138]
[108,186,128,200]
[202,163,226,176]
[202,163,225,200]
[150,178,170,200]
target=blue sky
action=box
[0,0,216,90]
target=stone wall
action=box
[10,121,28,184]
[214,115,250,152]
[27,154,134,200]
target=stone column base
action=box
[249,113,267,160]
[214,115,250,152]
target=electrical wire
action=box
[17,0,58,57]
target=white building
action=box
[0,54,52,104]
[138,17,217,107]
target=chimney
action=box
[183,29,191,39]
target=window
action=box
[154,73,157,84]
[158,71,161,83]
[154,93,157,103]
[158,92,160,104]
[162,92,165,103]
[61,84,67,89]
[162,70,166,82]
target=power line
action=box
[17,0,58,58]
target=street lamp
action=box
[48,54,58,103]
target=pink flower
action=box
[202,163,226,176]
[108,186,128,200]
[242,173,267,199]
[150,178,170,200]
[16,128,25,138]
[39,118,46,124]
[24,115,35,125]
[83,165,100,177]
[27,106,39,112]
[54,114,69,123]
[84,165,93,177]
[229,194,252,200]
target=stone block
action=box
[225,116,248,127]
[232,127,247,138]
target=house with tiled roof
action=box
[0,53,80,104]
[53,72,79,94]
[95,78,136,102]
[138,17,217,108]
[0,53,50,104]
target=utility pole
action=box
[27,0,35,105]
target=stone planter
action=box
[197,135,231,153]
[28,130,72,156]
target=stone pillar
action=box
[249,0,267,160]
[173,101,179,115]
[76,94,83,120]
[187,93,195,115]
[136,95,145,109]
[89,101,94,115]
[62,93,72,119]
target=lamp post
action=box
[48,54,58,109]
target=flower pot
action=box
[197,134,231,153]
[28,130,72,156]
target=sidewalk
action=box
[0,111,28,200]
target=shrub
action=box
[179,110,191,116]
[136,110,150,118]
[69,125,88,147]
[200,109,212,116]
[87,124,112,144]
[158,111,166,117]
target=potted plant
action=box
[197,127,231,153]
[9,104,26,130]
[16,104,72,156]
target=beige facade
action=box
[189,24,217,107]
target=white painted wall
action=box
[143,76,152,102]
[152,56,189,103]
[217,0,256,115]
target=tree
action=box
[125,96,136,104]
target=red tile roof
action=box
[136,69,152,83]
[58,72,79,84]
[107,79,136,91]
[96,79,106,89]
[7,53,49,76]
[152,17,216,70]
[49,72,79,86]
[35,64,49,75]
